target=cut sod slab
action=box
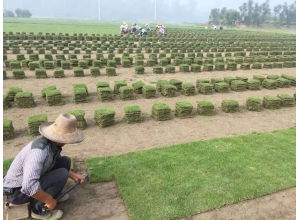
[161,84,177,97]
[231,80,246,92]
[281,74,296,86]
[119,86,135,100]
[215,82,229,93]
[263,96,281,109]
[262,79,277,90]
[151,103,171,121]
[153,66,164,74]
[67,110,87,129]
[196,79,210,89]
[197,100,214,115]
[73,84,88,103]
[8,87,23,101]
[3,119,14,140]
[41,86,56,99]
[165,65,176,73]
[46,89,62,106]
[247,80,261,90]
[142,85,156,99]
[135,65,145,74]
[226,62,237,71]
[27,114,48,135]
[276,78,290,88]
[253,75,265,84]
[12,68,25,79]
[114,80,127,94]
[156,80,169,92]
[96,81,109,89]
[15,92,35,108]
[94,108,116,128]
[169,79,183,91]
[132,81,146,94]
[35,68,47,79]
[124,105,142,124]
[73,67,84,77]
[199,83,214,95]
[181,83,196,96]
[53,68,65,78]
[97,87,113,102]
[267,75,280,80]
[175,101,193,118]
[277,94,295,107]
[90,67,100,77]
[179,64,190,73]
[224,76,236,86]
[236,76,248,82]
[221,100,239,113]
[246,97,262,111]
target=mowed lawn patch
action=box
[85,127,295,220]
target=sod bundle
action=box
[191,64,201,72]
[147,59,156,67]
[27,114,48,135]
[3,94,10,109]
[46,89,62,106]
[161,84,177,97]
[196,79,210,89]
[203,64,213,71]
[215,62,225,71]
[253,75,265,83]
[221,100,239,113]
[53,68,65,78]
[119,86,135,100]
[246,97,262,111]
[210,78,224,87]
[61,60,71,70]
[90,67,100,77]
[262,79,277,90]
[263,96,281,109]
[197,100,214,116]
[3,119,14,140]
[199,83,214,95]
[227,62,237,71]
[41,86,56,99]
[73,67,84,77]
[96,81,109,89]
[15,92,35,108]
[73,84,88,103]
[124,105,142,124]
[97,87,113,102]
[67,110,87,129]
[276,78,290,88]
[179,64,190,73]
[181,83,196,96]
[277,94,295,107]
[283,61,294,68]
[165,65,176,73]
[12,68,25,79]
[135,65,145,74]
[35,68,47,79]
[44,61,54,70]
[246,80,260,90]
[106,67,117,76]
[215,82,229,93]
[142,85,156,99]
[94,108,115,127]
[169,79,182,91]
[273,62,283,68]
[156,80,169,92]
[29,61,40,71]
[263,62,273,69]
[231,80,246,92]
[267,75,280,80]
[240,63,251,70]
[132,81,145,94]
[282,74,296,86]
[114,80,127,94]
[224,76,236,86]
[236,76,248,82]
[151,103,171,121]
[252,62,262,69]
[153,66,163,74]
[175,102,193,118]
[8,87,23,101]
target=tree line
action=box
[209,0,296,27]
[3,8,32,18]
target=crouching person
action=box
[139,27,148,36]
[3,113,85,220]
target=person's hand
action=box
[71,173,86,184]
[45,197,57,210]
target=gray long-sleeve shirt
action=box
[3,137,62,197]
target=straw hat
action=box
[145,23,148,26]
[39,113,84,144]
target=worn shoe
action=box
[57,193,69,203]
[31,209,63,220]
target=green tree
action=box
[209,8,220,24]
[225,9,240,25]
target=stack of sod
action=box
[70,59,79,67]
[179,64,190,73]
[132,81,145,94]
[41,86,56,99]
[122,59,131,67]
[246,97,262,111]
[29,54,39,61]
[54,68,65,78]
[276,78,290,88]
[191,64,201,72]
[135,65,145,74]
[199,83,214,95]
[142,85,156,99]
[224,76,236,86]
[35,68,47,79]
[263,96,281,109]
[151,103,171,121]
[147,59,156,67]
[44,61,54,70]
[161,84,177,97]
[90,67,100,77]
[12,68,25,79]
[235,57,244,64]
[46,89,62,106]
[153,66,163,74]
[203,64,213,71]
[78,60,88,69]
[282,74,296,86]
[3,94,10,109]
[196,79,210,89]
[210,78,224,88]
[247,80,261,90]
[96,81,109,89]
[231,80,246,92]
[15,92,35,108]
[173,58,182,66]
[263,62,273,69]
[197,100,214,116]
[277,94,295,107]
[3,119,14,140]
[10,61,21,70]
[97,87,113,102]
[215,82,229,93]
[215,63,225,71]
[253,75,265,84]
[94,108,115,127]
[273,62,283,68]
[236,76,248,82]
[73,84,88,103]
[8,87,23,101]
[169,79,182,91]
[107,60,117,68]
[114,80,127,94]
[67,110,87,129]
[93,60,102,68]
[3,70,6,80]
[73,67,84,77]
[240,63,250,70]
[252,62,262,69]
[124,105,142,124]
[221,100,239,113]
[61,60,71,70]
[27,114,48,135]
[267,75,279,80]
[227,62,237,71]
[156,80,169,92]
[175,102,193,118]
[106,67,117,76]
[283,61,293,68]
[181,83,196,96]
[119,86,135,100]
[54,59,62,67]
[160,58,169,66]
[21,60,31,68]
[29,61,40,70]
[165,65,176,73]
[262,79,277,90]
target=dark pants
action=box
[7,156,71,215]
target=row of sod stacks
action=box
[119,86,135,100]
[132,81,145,94]
[181,83,196,96]
[3,119,14,140]
[277,94,295,107]
[142,85,156,98]
[247,80,261,90]
[27,114,48,135]
[197,101,215,115]
[175,102,193,118]
[15,92,35,108]
[67,110,87,129]
[215,82,229,93]
[3,94,10,109]
[152,103,171,121]
[8,87,22,101]
[263,96,281,109]
[262,79,277,89]
[246,97,262,111]
[221,100,239,113]
[169,79,182,91]
[73,84,88,103]
[124,105,142,123]
[94,109,115,127]
[282,74,296,86]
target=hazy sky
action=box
[3,0,296,23]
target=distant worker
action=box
[145,23,151,31]
[213,25,217,30]
[158,24,165,35]
[219,25,223,30]
[139,27,147,36]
